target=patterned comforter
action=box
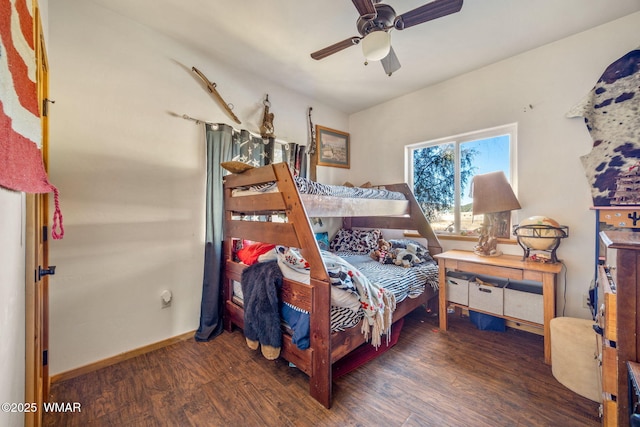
[338,252,439,302]
[279,250,439,349]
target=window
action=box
[405,124,517,236]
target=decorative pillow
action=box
[221,161,254,174]
[329,228,383,254]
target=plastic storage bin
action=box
[469,310,506,331]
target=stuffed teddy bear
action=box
[370,238,394,264]
[393,243,425,268]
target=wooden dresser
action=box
[598,230,640,427]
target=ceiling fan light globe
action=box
[361,31,391,61]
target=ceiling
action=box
[88,0,640,114]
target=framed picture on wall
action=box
[316,125,350,169]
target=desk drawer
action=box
[602,398,617,427]
[602,345,618,395]
[457,261,523,280]
[598,265,617,342]
[604,292,617,342]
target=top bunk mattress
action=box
[232,176,407,201]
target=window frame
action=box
[405,123,519,237]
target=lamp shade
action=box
[472,171,521,215]
[361,31,391,61]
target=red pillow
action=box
[236,242,276,265]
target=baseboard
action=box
[50,330,196,384]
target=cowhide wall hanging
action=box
[567,46,640,207]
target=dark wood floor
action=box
[45,310,600,426]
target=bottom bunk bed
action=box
[221,162,443,408]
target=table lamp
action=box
[472,171,521,256]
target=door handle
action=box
[39,266,56,280]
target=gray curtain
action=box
[195,123,286,341]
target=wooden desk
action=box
[434,250,563,364]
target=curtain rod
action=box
[180,113,294,146]
[181,113,216,126]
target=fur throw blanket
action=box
[241,261,283,350]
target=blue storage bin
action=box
[469,310,506,332]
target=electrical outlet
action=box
[583,293,590,309]
[161,290,172,309]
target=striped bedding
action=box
[338,252,439,302]
[232,176,407,200]
[233,251,439,343]
[327,252,439,332]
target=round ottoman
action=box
[550,317,601,402]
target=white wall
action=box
[349,12,640,318]
[0,189,25,427]
[46,0,348,375]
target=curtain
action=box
[195,123,288,341]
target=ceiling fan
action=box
[310,0,463,76]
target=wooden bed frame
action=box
[221,162,443,408]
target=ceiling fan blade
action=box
[394,0,463,30]
[351,0,377,20]
[381,46,401,76]
[311,36,362,60]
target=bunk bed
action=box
[222,162,443,408]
